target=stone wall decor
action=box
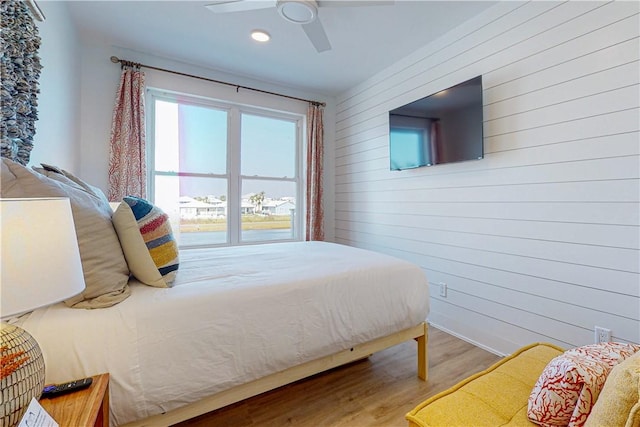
[1,0,43,165]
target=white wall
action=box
[29,1,80,170]
[335,1,639,355]
[75,38,336,241]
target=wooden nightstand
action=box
[40,373,109,427]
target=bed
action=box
[2,158,430,426]
[18,241,429,426]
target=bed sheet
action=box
[20,241,429,426]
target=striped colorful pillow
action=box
[112,196,179,287]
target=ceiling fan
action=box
[205,0,393,53]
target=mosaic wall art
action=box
[1,0,42,165]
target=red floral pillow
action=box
[527,342,640,427]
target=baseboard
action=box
[429,321,507,357]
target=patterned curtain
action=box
[0,0,42,165]
[107,65,146,201]
[305,103,324,241]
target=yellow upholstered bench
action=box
[406,342,564,427]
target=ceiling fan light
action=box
[251,30,271,42]
[277,0,317,24]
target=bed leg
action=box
[416,322,428,381]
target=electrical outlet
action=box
[439,282,447,298]
[594,326,612,344]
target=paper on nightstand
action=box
[17,398,58,427]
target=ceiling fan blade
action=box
[317,0,394,7]
[205,0,277,13]
[302,19,331,52]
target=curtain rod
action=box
[110,56,325,107]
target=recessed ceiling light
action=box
[251,30,271,43]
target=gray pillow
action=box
[35,163,111,207]
[1,158,131,308]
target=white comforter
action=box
[20,242,429,426]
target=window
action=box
[148,90,303,247]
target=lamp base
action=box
[0,322,46,427]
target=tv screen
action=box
[389,76,484,170]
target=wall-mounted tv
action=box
[389,75,484,171]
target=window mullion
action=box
[227,107,241,245]
[147,91,158,202]
[295,119,303,240]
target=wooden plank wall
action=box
[333,1,639,354]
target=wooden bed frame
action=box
[122,322,429,427]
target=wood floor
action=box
[175,326,501,427]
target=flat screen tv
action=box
[389,75,484,170]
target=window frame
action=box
[147,88,305,248]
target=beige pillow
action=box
[1,158,131,308]
[112,196,179,288]
[34,163,110,207]
[585,351,640,427]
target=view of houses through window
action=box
[149,90,303,247]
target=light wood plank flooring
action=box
[175,326,501,426]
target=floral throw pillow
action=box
[527,342,640,427]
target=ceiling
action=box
[66,1,496,97]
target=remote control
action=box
[41,377,93,398]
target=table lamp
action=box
[0,197,86,427]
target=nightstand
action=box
[40,373,109,427]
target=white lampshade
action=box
[0,197,86,318]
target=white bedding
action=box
[20,241,429,426]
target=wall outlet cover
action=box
[439,282,447,298]
[594,326,612,344]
